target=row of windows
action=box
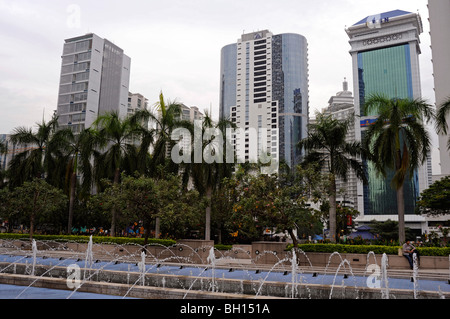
[60,123,86,134]
[58,102,87,115]
[61,62,90,75]
[59,112,86,125]
[60,71,90,84]
[63,39,92,55]
[59,82,88,94]
[62,52,92,65]
[58,92,88,105]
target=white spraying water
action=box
[413,253,419,299]
[138,251,146,286]
[84,236,93,280]
[207,247,216,293]
[380,253,389,299]
[31,240,37,276]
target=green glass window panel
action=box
[358,44,413,116]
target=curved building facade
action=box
[220,30,309,170]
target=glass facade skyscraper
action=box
[347,10,429,220]
[220,31,309,171]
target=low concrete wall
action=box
[250,242,450,270]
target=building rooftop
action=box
[353,9,412,26]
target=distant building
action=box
[56,33,131,133]
[127,92,148,116]
[180,105,204,122]
[323,79,358,209]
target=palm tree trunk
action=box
[155,217,161,239]
[67,171,77,234]
[397,184,406,244]
[288,229,299,264]
[110,168,120,237]
[395,146,406,244]
[329,174,337,243]
[30,191,38,240]
[205,186,212,241]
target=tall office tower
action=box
[346,10,429,231]
[220,30,309,171]
[56,33,131,133]
[428,0,450,177]
[323,79,358,208]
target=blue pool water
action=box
[0,254,449,299]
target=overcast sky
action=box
[0,0,440,172]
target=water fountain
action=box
[380,253,389,299]
[0,237,448,299]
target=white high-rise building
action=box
[220,30,309,171]
[56,33,131,132]
[324,79,358,209]
[428,0,450,177]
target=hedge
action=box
[0,234,234,250]
[0,233,176,247]
[286,244,450,257]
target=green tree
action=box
[298,112,367,242]
[0,179,67,239]
[363,94,434,243]
[189,113,236,241]
[146,92,189,237]
[92,111,146,236]
[436,97,450,151]
[231,164,326,248]
[0,139,6,188]
[417,176,450,216]
[369,219,414,243]
[8,115,65,188]
[57,128,97,234]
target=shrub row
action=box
[286,243,450,257]
[0,233,177,247]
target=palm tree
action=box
[146,92,188,238]
[436,97,450,151]
[57,128,97,234]
[298,112,367,243]
[189,112,236,241]
[148,92,184,172]
[8,115,63,188]
[363,94,434,243]
[92,111,144,237]
[0,139,6,188]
